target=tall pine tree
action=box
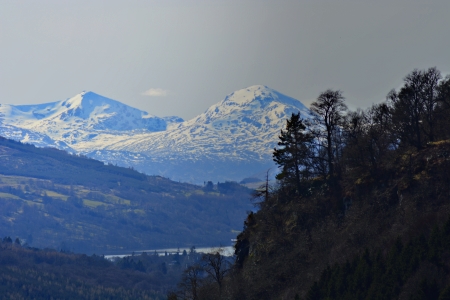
[273,112,312,193]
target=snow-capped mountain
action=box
[0,91,167,144]
[0,86,309,183]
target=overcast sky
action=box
[1,0,450,120]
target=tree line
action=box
[273,67,450,198]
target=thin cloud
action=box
[141,88,169,97]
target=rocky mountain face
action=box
[0,86,309,183]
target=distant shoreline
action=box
[104,246,235,260]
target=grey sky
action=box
[1,1,450,120]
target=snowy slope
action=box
[0,124,75,152]
[0,86,310,183]
[103,85,309,158]
[0,91,167,145]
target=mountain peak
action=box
[221,85,307,110]
[193,85,308,124]
[180,85,310,141]
[63,91,121,110]
[0,92,170,136]
[57,91,168,132]
[222,85,273,106]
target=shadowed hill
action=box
[0,240,166,299]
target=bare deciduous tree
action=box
[388,67,442,149]
[201,249,231,295]
[177,264,203,300]
[310,89,348,178]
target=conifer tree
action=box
[273,112,312,193]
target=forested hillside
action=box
[176,67,450,299]
[0,137,252,253]
[0,238,169,299]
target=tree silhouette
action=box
[310,89,347,179]
[201,249,231,295]
[388,67,442,149]
[273,112,312,193]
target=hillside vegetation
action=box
[0,239,168,299]
[177,67,450,299]
[0,137,252,253]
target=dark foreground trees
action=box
[388,67,442,150]
[272,67,450,197]
[206,66,450,300]
[273,90,349,195]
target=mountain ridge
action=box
[0,85,309,183]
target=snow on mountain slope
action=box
[105,85,309,159]
[162,116,185,131]
[0,91,167,144]
[0,123,75,152]
[0,86,310,183]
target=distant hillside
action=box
[0,136,193,193]
[0,137,253,253]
